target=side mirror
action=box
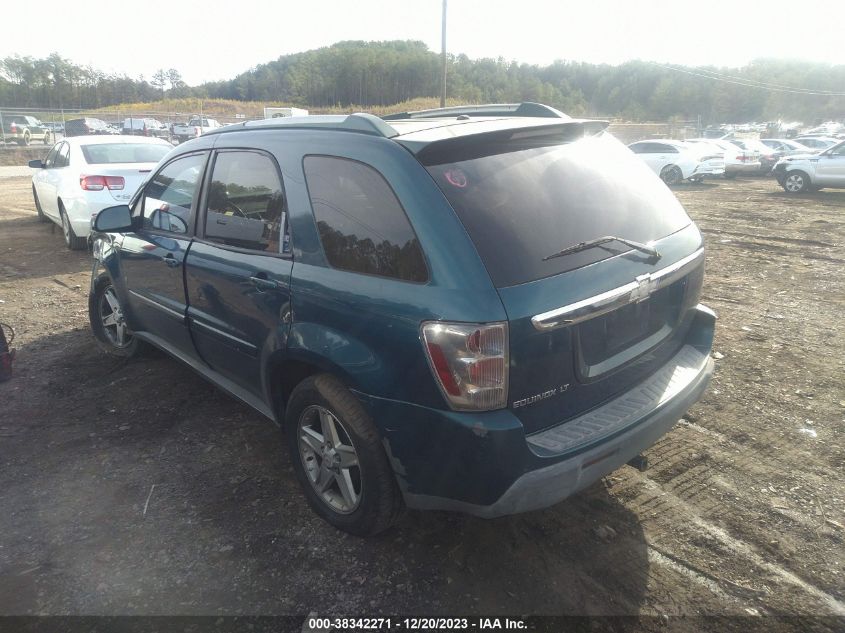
[94,205,132,232]
[28,159,44,169]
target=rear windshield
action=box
[424,132,691,287]
[81,143,170,165]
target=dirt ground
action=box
[0,174,843,630]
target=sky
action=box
[2,0,844,86]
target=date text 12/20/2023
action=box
[306,617,528,630]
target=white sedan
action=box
[30,135,173,249]
[628,140,724,185]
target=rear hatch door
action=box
[420,127,705,434]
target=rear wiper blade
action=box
[542,235,661,261]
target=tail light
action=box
[9,123,16,133]
[194,126,201,137]
[80,175,125,191]
[422,321,508,411]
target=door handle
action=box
[248,275,280,290]
[162,254,181,268]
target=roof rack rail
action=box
[206,113,398,138]
[381,102,569,121]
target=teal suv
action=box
[89,103,715,535]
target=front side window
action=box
[142,153,206,235]
[303,156,427,282]
[204,151,289,254]
[55,143,70,168]
[44,144,60,168]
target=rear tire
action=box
[43,131,52,145]
[782,171,810,193]
[59,203,88,250]
[89,273,143,357]
[660,164,683,186]
[285,374,403,536]
[32,186,49,223]
[18,131,31,146]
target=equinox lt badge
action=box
[513,384,570,409]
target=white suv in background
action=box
[773,140,845,193]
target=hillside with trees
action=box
[1,41,843,123]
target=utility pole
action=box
[440,0,447,108]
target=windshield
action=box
[425,133,691,287]
[81,143,171,164]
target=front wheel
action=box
[89,274,143,357]
[285,374,403,536]
[782,171,810,193]
[660,164,683,186]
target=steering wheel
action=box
[223,201,246,217]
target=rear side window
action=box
[425,133,691,287]
[303,156,427,282]
[204,151,289,254]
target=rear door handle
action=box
[248,275,280,290]
[163,254,181,268]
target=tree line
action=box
[2,42,843,123]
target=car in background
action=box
[122,117,170,139]
[1,114,53,145]
[730,138,780,174]
[29,135,172,249]
[792,137,838,151]
[65,117,118,137]
[44,121,65,134]
[628,140,724,185]
[688,139,761,178]
[760,138,816,156]
[773,140,845,193]
[172,116,222,144]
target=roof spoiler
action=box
[382,102,571,121]
[411,119,610,164]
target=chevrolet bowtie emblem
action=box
[631,273,659,303]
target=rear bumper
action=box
[359,305,716,517]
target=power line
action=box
[651,62,845,96]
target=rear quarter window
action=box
[303,156,427,282]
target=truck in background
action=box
[263,107,309,119]
[172,116,222,144]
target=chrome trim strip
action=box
[531,248,704,331]
[128,290,185,322]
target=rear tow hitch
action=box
[627,454,649,472]
[0,322,16,382]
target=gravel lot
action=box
[0,174,843,631]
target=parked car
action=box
[64,117,118,137]
[688,139,761,178]
[29,135,173,249]
[730,138,780,174]
[792,137,838,151]
[122,117,170,139]
[172,116,222,144]
[44,121,65,134]
[773,140,845,193]
[759,138,817,155]
[627,139,724,184]
[1,114,53,145]
[88,105,715,535]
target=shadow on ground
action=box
[0,329,650,616]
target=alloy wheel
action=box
[784,174,805,193]
[99,286,132,348]
[297,405,362,514]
